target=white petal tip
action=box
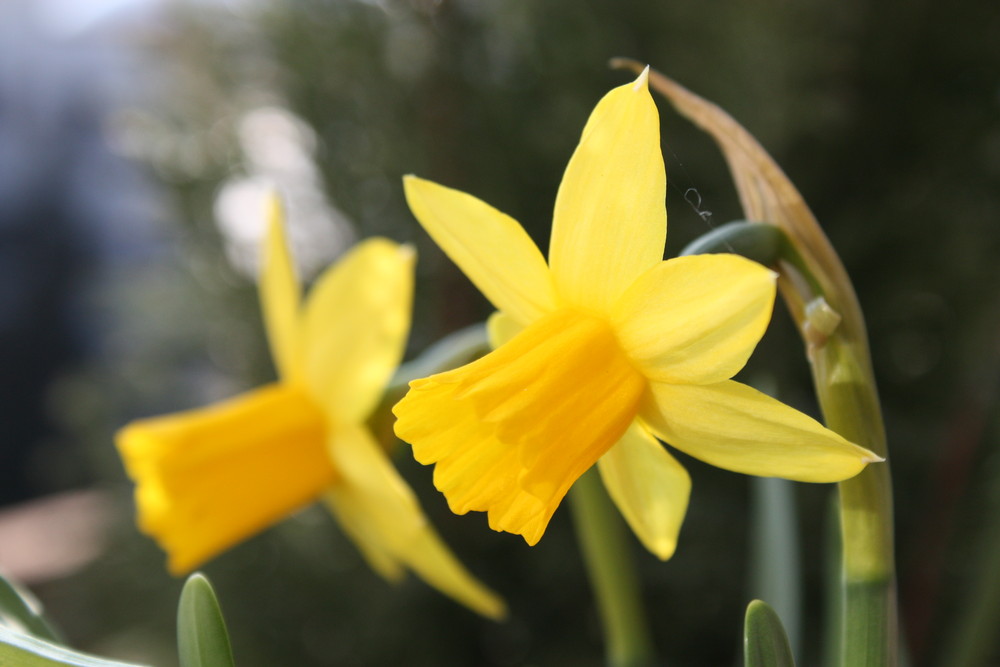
[863,454,886,464]
[397,243,417,262]
[633,65,650,91]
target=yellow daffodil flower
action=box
[116,198,505,619]
[393,69,881,560]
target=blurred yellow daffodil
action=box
[116,198,505,619]
[393,69,881,560]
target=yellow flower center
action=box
[117,383,335,574]
[395,308,646,544]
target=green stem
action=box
[813,336,897,667]
[681,221,897,665]
[568,469,657,667]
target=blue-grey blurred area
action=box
[0,0,164,504]
[0,1,998,666]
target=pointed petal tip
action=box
[863,452,886,464]
[402,173,424,188]
[401,174,424,199]
[376,562,407,584]
[633,65,650,91]
[266,190,284,228]
[483,598,509,622]
[650,540,677,562]
[520,532,542,547]
[397,242,417,264]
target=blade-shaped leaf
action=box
[177,574,235,667]
[0,624,149,667]
[0,572,62,642]
[744,599,795,667]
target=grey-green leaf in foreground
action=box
[0,624,149,667]
[177,573,235,667]
[0,571,62,642]
[745,599,795,667]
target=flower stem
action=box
[814,336,897,667]
[569,469,657,667]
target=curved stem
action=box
[631,61,900,664]
[569,469,657,667]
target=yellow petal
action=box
[612,254,777,384]
[640,380,881,482]
[115,384,334,574]
[394,308,646,545]
[485,311,522,348]
[259,194,304,381]
[404,175,557,326]
[549,68,666,313]
[597,422,690,560]
[396,526,507,620]
[324,424,506,619]
[301,238,414,422]
[325,488,405,582]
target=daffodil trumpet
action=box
[116,198,505,620]
[393,68,881,566]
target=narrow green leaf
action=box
[177,573,235,667]
[0,571,62,642]
[822,492,842,667]
[744,599,795,667]
[748,475,801,659]
[0,624,149,667]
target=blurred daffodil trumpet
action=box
[393,68,881,561]
[116,197,505,620]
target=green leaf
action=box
[744,599,795,667]
[680,220,783,265]
[177,573,235,667]
[0,571,62,642]
[0,624,149,667]
[748,475,801,659]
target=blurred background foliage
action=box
[2,0,999,665]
